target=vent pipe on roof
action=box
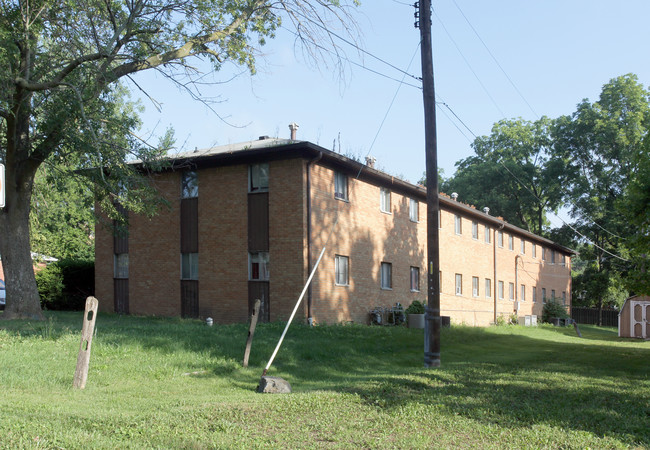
[483,207,490,215]
[451,192,458,201]
[259,135,271,140]
[289,122,299,140]
[365,156,376,168]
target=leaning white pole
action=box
[262,246,327,376]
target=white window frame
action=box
[509,282,515,301]
[455,273,462,296]
[334,171,348,201]
[410,266,420,292]
[335,255,349,286]
[380,262,392,289]
[551,251,556,265]
[455,215,462,235]
[472,276,479,297]
[181,252,199,280]
[380,188,391,214]
[249,252,269,281]
[520,284,526,302]
[508,234,514,251]
[114,253,129,279]
[532,244,537,258]
[472,221,478,240]
[498,281,504,300]
[249,163,269,193]
[409,198,419,222]
[485,278,492,298]
[484,226,491,244]
[520,240,526,254]
[498,231,503,248]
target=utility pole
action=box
[415,0,441,367]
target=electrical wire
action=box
[450,0,539,118]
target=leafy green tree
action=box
[553,74,650,317]
[442,117,566,235]
[0,0,359,319]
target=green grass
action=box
[0,312,648,449]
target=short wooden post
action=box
[243,299,261,368]
[573,322,582,338]
[73,296,99,389]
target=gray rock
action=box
[257,376,292,394]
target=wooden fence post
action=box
[73,296,99,389]
[243,299,261,368]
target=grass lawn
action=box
[0,312,648,449]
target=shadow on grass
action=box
[2,312,648,446]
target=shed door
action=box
[630,301,649,339]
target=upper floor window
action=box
[249,252,269,280]
[532,244,537,258]
[508,234,514,251]
[520,284,526,302]
[509,282,515,300]
[472,276,479,297]
[498,281,504,299]
[472,221,478,240]
[335,255,349,286]
[498,231,504,247]
[380,262,392,289]
[485,278,492,298]
[455,274,462,295]
[380,188,391,214]
[409,199,419,222]
[114,254,129,279]
[249,163,269,192]
[520,240,526,254]
[542,248,546,261]
[551,251,556,264]
[484,226,491,243]
[334,171,348,201]
[181,171,198,198]
[560,254,566,266]
[455,215,462,235]
[181,252,198,280]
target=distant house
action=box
[94,136,573,326]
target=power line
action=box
[450,0,539,118]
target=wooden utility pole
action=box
[417,0,441,367]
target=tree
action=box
[0,0,359,319]
[442,117,566,236]
[553,74,650,321]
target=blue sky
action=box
[129,0,650,191]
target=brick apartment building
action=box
[95,137,573,326]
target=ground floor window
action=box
[249,252,269,281]
[335,255,349,286]
[181,252,198,280]
[381,262,392,289]
[410,266,420,292]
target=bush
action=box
[405,300,425,315]
[36,259,94,310]
[542,299,569,323]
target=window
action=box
[485,279,492,298]
[542,288,547,303]
[380,262,392,289]
[485,226,491,243]
[472,221,478,240]
[380,188,391,213]
[542,248,546,261]
[560,254,566,266]
[509,282,514,301]
[114,254,129,279]
[508,234,514,250]
[335,255,349,286]
[551,289,556,300]
[472,276,479,297]
[249,252,269,280]
[455,274,462,295]
[409,199,419,222]
[562,291,567,305]
[532,244,537,258]
[455,215,462,235]
[181,252,198,280]
[520,240,526,254]
[533,286,537,303]
[181,171,198,198]
[498,281,504,300]
[551,251,556,264]
[410,266,420,292]
[520,284,526,302]
[334,171,348,201]
[249,163,269,192]
[498,231,504,247]
[439,271,442,293]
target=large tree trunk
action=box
[0,152,44,320]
